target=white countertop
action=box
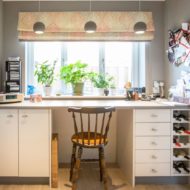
[0,100,188,109]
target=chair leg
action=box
[72,146,83,190]
[70,144,77,181]
[99,147,103,182]
[99,146,108,190]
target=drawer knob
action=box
[151,141,157,145]
[151,114,158,118]
[22,115,28,118]
[151,169,157,173]
[151,128,157,132]
[7,114,13,118]
[151,155,157,159]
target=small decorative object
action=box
[34,60,56,96]
[60,60,94,96]
[30,94,42,103]
[124,81,133,100]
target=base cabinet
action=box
[134,109,171,179]
[0,110,18,176]
[0,109,51,178]
[19,109,50,177]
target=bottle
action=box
[159,82,164,98]
[173,124,190,135]
[174,150,190,160]
[173,137,181,147]
[173,162,181,173]
[173,111,188,122]
[174,161,190,173]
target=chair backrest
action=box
[68,107,115,146]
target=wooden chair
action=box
[68,106,115,190]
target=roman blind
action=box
[18,11,155,41]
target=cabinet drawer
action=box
[135,137,170,149]
[135,109,171,122]
[135,163,170,176]
[136,150,170,163]
[135,123,171,136]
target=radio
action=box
[0,93,24,103]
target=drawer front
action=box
[135,123,171,136]
[135,109,171,122]
[136,150,170,163]
[135,137,170,149]
[135,163,170,176]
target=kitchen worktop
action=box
[0,99,188,108]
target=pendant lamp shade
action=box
[134,0,147,34]
[134,21,147,34]
[84,0,97,33]
[33,21,45,34]
[33,0,45,34]
[84,20,97,33]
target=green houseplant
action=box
[91,73,114,96]
[60,60,94,95]
[34,60,56,96]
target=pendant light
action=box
[84,0,97,33]
[33,0,45,34]
[134,0,147,34]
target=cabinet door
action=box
[19,109,50,177]
[0,109,18,176]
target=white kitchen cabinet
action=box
[0,109,18,176]
[134,109,171,178]
[19,109,50,177]
[0,109,51,178]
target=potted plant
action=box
[60,60,94,95]
[91,73,114,96]
[34,60,56,96]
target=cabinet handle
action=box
[150,114,158,118]
[7,114,13,118]
[151,155,157,159]
[151,128,157,132]
[151,169,157,173]
[22,115,28,118]
[151,141,157,146]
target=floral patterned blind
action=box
[18,11,155,41]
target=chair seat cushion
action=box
[71,132,108,147]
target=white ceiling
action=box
[3,0,166,1]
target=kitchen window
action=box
[25,42,145,95]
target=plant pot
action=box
[72,83,84,96]
[94,88,105,96]
[104,89,109,96]
[43,86,52,96]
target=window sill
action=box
[25,95,126,100]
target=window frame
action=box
[25,41,145,95]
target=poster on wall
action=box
[167,23,190,67]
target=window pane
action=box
[66,42,99,94]
[105,42,133,93]
[30,42,61,95]
[67,42,99,72]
